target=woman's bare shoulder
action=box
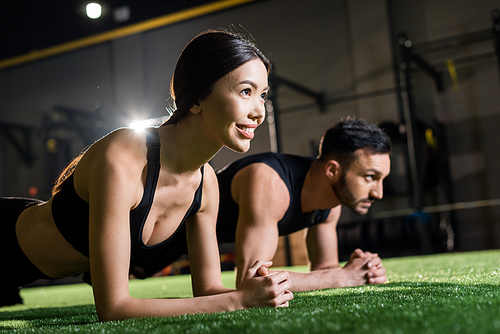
[73,128,149,197]
[82,128,148,169]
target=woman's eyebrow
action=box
[237,80,257,88]
[237,80,269,91]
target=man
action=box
[215,116,391,291]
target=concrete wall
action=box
[385,0,500,252]
[1,0,499,258]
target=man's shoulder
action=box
[231,160,291,214]
[248,152,315,168]
[234,161,283,183]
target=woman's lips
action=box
[236,125,256,139]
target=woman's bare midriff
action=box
[15,198,90,278]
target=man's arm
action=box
[306,206,342,271]
[231,164,386,292]
[288,207,387,291]
[231,163,291,287]
[268,207,373,292]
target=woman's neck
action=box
[157,119,221,174]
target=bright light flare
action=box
[86,3,102,19]
[129,116,170,132]
[129,119,154,132]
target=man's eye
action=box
[366,175,374,181]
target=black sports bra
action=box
[51,127,204,258]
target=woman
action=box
[0,29,293,320]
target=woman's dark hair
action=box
[163,29,270,125]
[318,116,392,168]
[52,29,269,195]
[52,152,83,195]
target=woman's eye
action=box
[241,88,251,96]
[260,91,268,100]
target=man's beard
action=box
[331,173,371,216]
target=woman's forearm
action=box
[97,291,244,321]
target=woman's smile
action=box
[197,58,269,153]
[236,124,257,139]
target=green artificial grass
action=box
[2,250,500,333]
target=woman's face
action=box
[195,58,269,153]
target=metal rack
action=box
[0,121,34,167]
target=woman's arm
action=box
[187,165,293,304]
[186,165,231,296]
[86,136,144,320]
[84,135,292,321]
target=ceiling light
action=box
[86,3,102,19]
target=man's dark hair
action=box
[318,116,392,168]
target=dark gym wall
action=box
[1,0,499,254]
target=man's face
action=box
[332,150,391,215]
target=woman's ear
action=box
[325,159,341,180]
[190,101,201,114]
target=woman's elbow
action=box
[95,299,131,322]
[96,306,122,322]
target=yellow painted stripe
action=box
[0,0,257,70]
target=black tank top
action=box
[215,152,330,243]
[51,127,204,258]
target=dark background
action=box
[1,0,499,263]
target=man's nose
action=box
[370,182,383,200]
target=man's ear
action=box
[325,160,341,180]
[190,101,201,115]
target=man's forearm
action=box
[287,269,348,292]
[286,258,380,292]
